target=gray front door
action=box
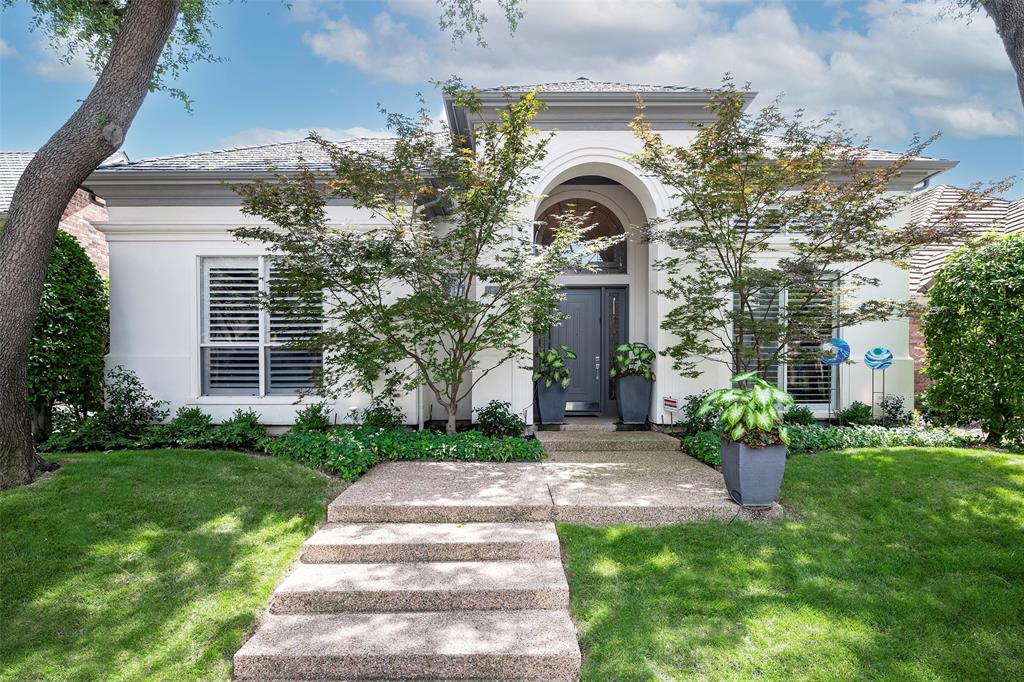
[545,287,627,415]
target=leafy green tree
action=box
[923,234,1024,444]
[235,84,618,435]
[0,0,522,488]
[27,231,108,440]
[0,0,215,488]
[629,76,1008,379]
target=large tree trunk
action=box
[986,0,1024,108]
[0,0,182,489]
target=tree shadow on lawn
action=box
[558,447,1024,682]
[0,449,332,681]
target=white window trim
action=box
[198,255,323,398]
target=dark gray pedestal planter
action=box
[535,382,568,425]
[720,442,787,507]
[615,375,652,425]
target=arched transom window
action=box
[535,198,626,273]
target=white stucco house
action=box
[85,79,956,427]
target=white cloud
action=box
[300,0,1020,142]
[29,39,95,81]
[216,126,394,149]
[910,105,1021,138]
[0,39,15,58]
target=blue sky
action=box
[1,0,1021,197]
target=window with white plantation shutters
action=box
[733,283,836,408]
[733,289,781,387]
[784,284,835,407]
[202,258,261,395]
[200,257,323,396]
[266,265,323,395]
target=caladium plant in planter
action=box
[609,342,656,425]
[533,344,576,424]
[698,371,795,507]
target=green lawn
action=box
[0,449,334,681]
[559,447,1024,681]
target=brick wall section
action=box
[59,189,109,279]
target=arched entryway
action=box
[534,177,648,416]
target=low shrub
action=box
[787,424,983,453]
[683,430,721,467]
[783,405,816,426]
[41,367,168,452]
[138,407,213,449]
[137,407,267,450]
[673,390,720,436]
[39,413,135,452]
[361,399,404,430]
[212,408,266,449]
[835,401,873,427]
[44,400,267,453]
[879,395,911,426]
[294,402,333,432]
[475,400,526,438]
[101,366,169,437]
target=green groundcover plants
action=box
[681,423,984,466]
[264,426,542,480]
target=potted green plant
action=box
[533,344,576,424]
[697,371,795,507]
[609,342,656,425]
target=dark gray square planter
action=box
[535,382,568,425]
[720,442,787,507]
[615,375,652,425]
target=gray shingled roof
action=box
[481,77,704,93]
[0,152,34,212]
[96,136,399,173]
[909,185,1023,292]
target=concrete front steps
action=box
[233,610,580,680]
[535,429,680,452]
[301,522,561,563]
[270,558,570,613]
[233,521,580,680]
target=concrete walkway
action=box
[233,429,782,680]
[330,430,782,526]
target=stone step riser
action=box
[300,522,561,564]
[328,505,551,524]
[541,440,679,452]
[271,587,569,614]
[535,430,681,453]
[233,611,581,681]
[270,560,570,615]
[302,540,560,563]
[234,653,581,680]
[536,423,617,432]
